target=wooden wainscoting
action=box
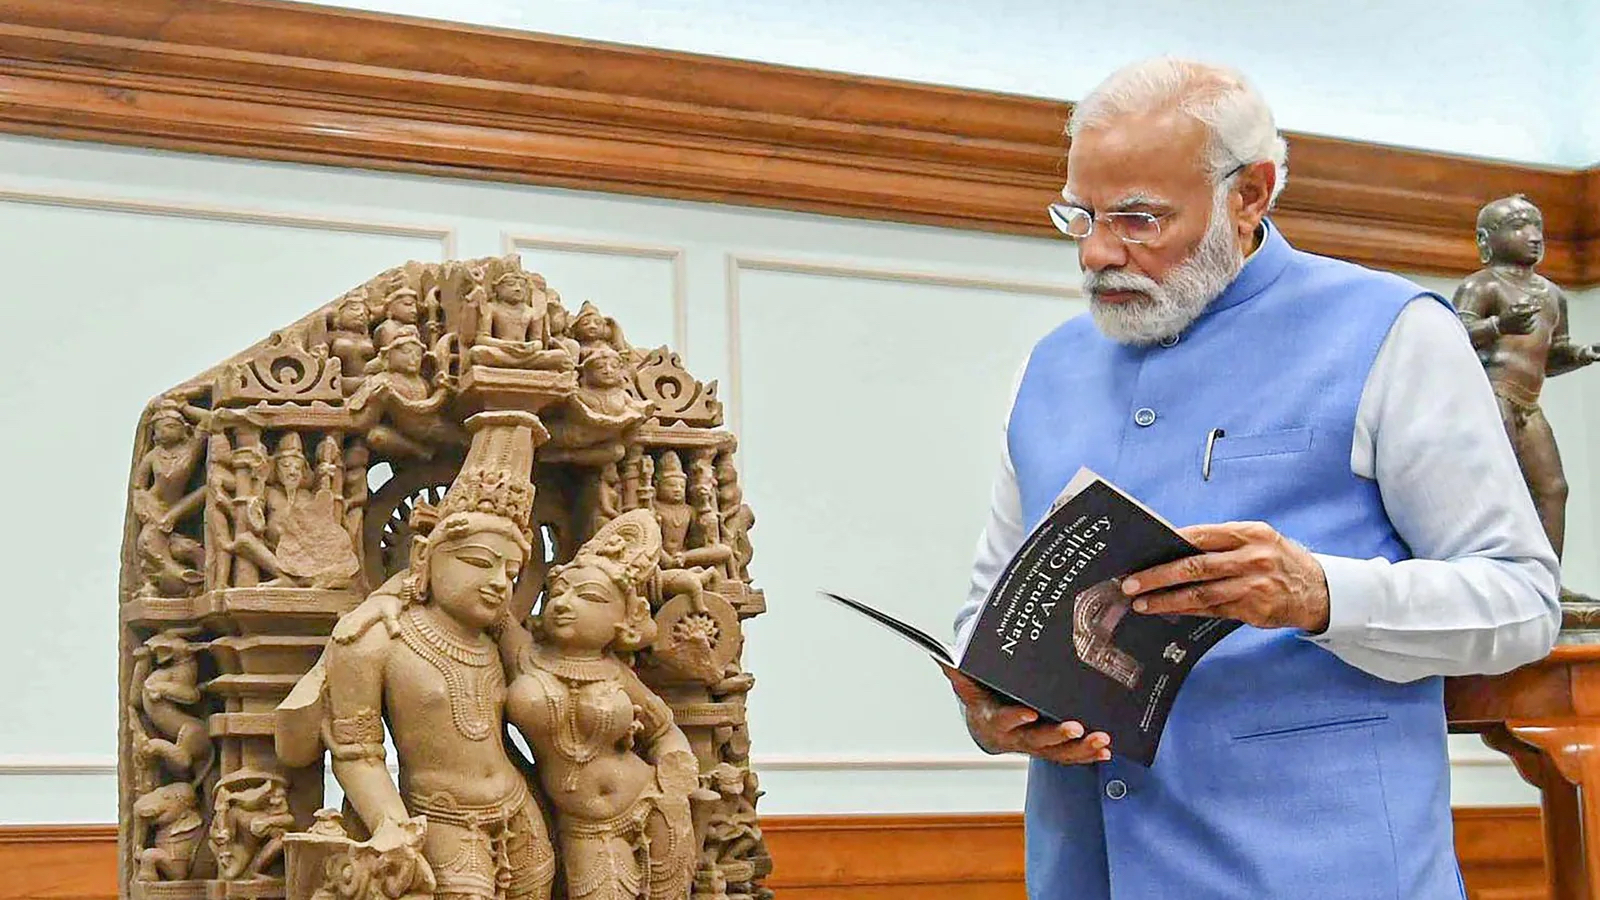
[0,808,1546,900]
[0,0,1595,283]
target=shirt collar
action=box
[1201,218,1291,317]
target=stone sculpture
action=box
[118,253,770,900]
[1456,195,1600,629]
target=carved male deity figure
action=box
[131,397,212,598]
[229,433,359,589]
[467,271,574,371]
[348,331,463,460]
[1455,194,1600,565]
[653,452,693,568]
[499,510,701,900]
[278,411,558,900]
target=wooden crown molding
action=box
[0,0,1595,284]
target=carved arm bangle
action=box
[325,708,387,761]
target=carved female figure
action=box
[546,347,652,465]
[278,412,556,900]
[131,397,211,598]
[501,510,700,900]
[347,331,462,461]
[372,287,423,357]
[327,291,376,393]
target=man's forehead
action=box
[1065,111,1208,207]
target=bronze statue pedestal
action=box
[1447,644,1600,899]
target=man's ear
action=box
[1235,160,1276,230]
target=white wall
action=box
[303,0,1594,166]
[0,133,1573,822]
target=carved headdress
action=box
[545,509,662,650]
[425,411,544,555]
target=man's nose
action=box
[1076,225,1128,274]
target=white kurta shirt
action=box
[956,285,1562,684]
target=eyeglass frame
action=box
[1047,161,1253,246]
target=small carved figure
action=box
[715,455,755,582]
[546,347,653,465]
[501,510,701,900]
[467,271,574,371]
[654,452,692,567]
[569,301,632,358]
[131,397,212,598]
[1456,194,1600,568]
[229,433,359,589]
[348,331,464,461]
[372,287,423,358]
[133,781,205,882]
[129,629,214,782]
[328,291,377,394]
[305,818,436,900]
[687,454,735,576]
[210,771,296,879]
[277,411,558,900]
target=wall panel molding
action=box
[0,808,1546,900]
[0,0,1594,282]
[723,253,1080,437]
[0,185,458,253]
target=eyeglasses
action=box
[1047,205,1171,245]
[1050,161,1254,245]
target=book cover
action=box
[822,468,1239,766]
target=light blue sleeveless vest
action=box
[1006,222,1462,900]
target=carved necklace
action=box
[398,606,501,742]
[526,646,621,780]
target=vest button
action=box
[1105,779,1128,800]
[1133,407,1157,427]
[1159,333,1180,348]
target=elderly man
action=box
[949,58,1560,900]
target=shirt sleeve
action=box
[1304,296,1562,682]
[953,363,1029,653]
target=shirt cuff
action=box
[1303,553,1389,648]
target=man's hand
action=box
[941,666,1110,764]
[1121,521,1330,632]
[1498,302,1541,335]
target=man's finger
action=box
[1174,522,1263,552]
[1124,545,1267,596]
[1014,720,1090,750]
[1035,732,1113,765]
[1133,580,1245,616]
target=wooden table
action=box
[1448,644,1600,899]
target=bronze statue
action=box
[1456,195,1600,602]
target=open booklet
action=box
[821,468,1239,766]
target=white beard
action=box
[1084,190,1246,345]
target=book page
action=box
[817,591,954,665]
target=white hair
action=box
[1068,58,1288,206]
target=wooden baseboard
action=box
[0,807,1545,900]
